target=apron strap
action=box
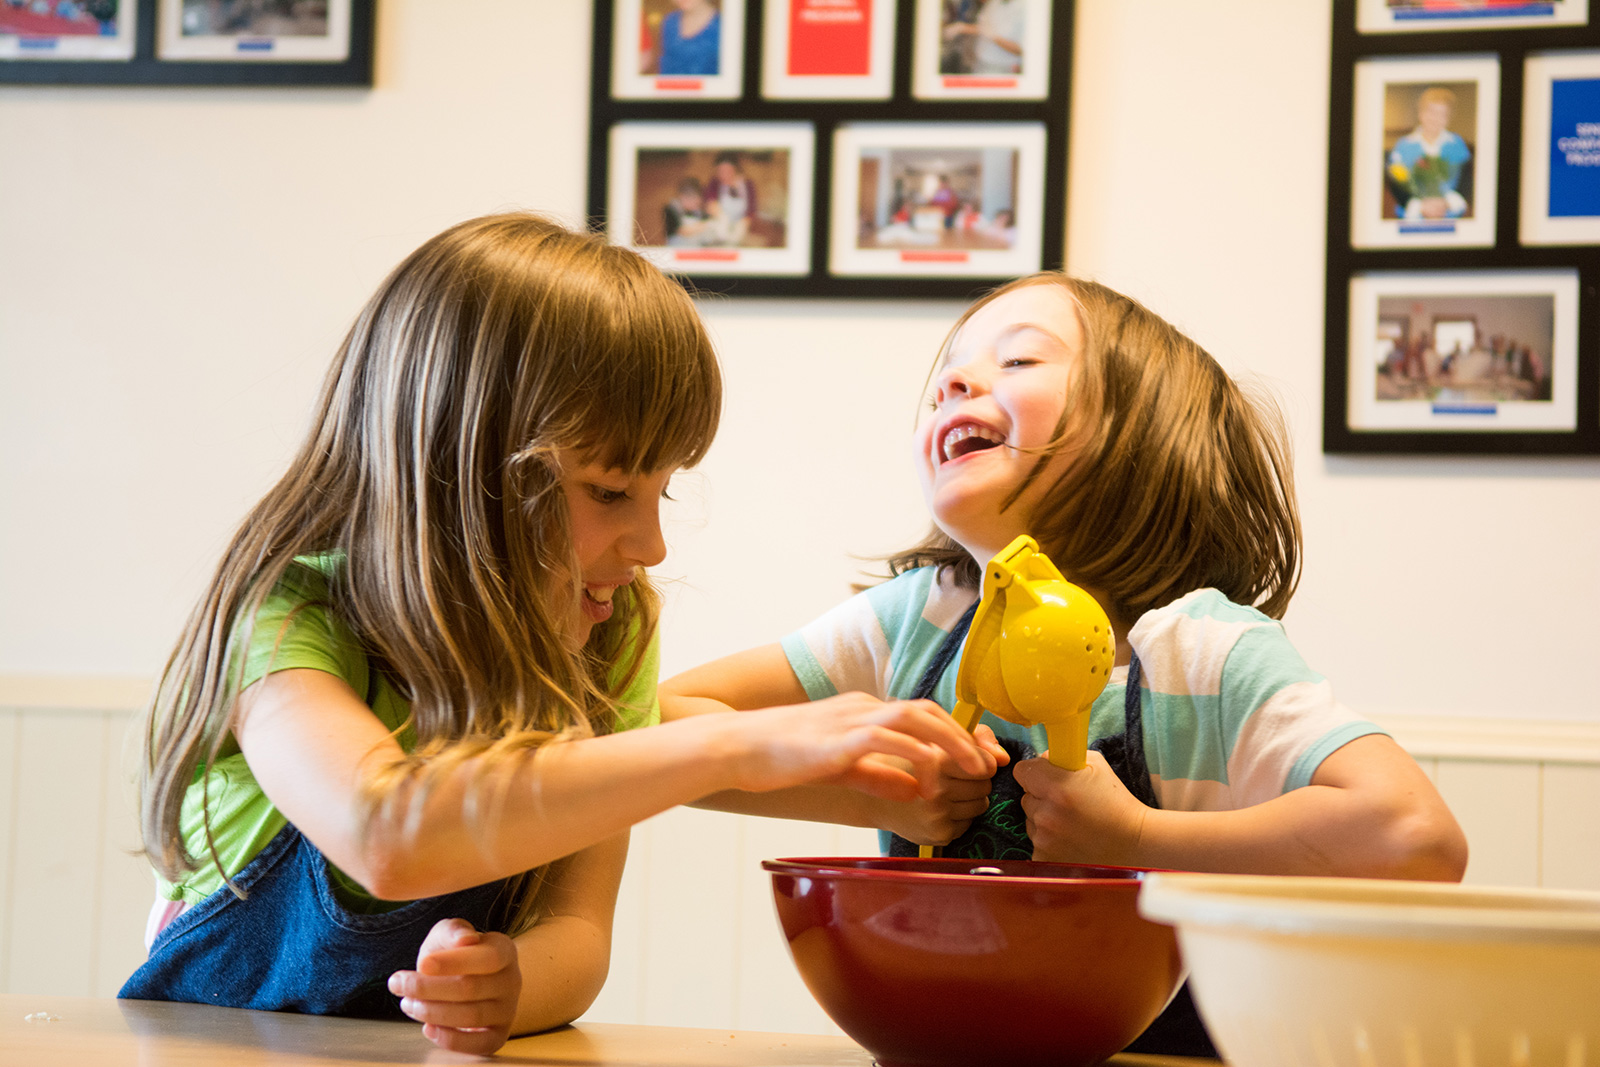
[910,600,978,701]
[1090,652,1162,810]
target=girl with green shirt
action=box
[122,214,992,1055]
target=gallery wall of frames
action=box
[1327,0,1600,454]
[0,0,374,85]
[588,0,1073,299]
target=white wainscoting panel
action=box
[0,710,18,992]
[1541,763,1600,891]
[96,713,152,997]
[639,805,741,1028]
[1433,758,1542,887]
[10,709,106,995]
[1,684,1598,1039]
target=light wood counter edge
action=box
[0,995,1224,1066]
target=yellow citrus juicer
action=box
[920,534,1116,858]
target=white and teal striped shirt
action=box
[781,566,1384,812]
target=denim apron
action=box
[119,822,513,1019]
[887,601,1217,1059]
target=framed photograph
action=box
[761,0,892,99]
[1521,50,1600,245]
[829,122,1045,278]
[0,0,135,61]
[157,0,351,61]
[607,122,815,277]
[912,0,1052,100]
[1344,269,1579,437]
[612,0,744,100]
[1357,0,1589,33]
[1351,55,1500,249]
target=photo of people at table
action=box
[637,0,720,76]
[632,147,789,248]
[0,0,118,37]
[938,0,1025,76]
[854,146,1019,251]
[1381,80,1478,222]
[1373,293,1554,404]
[178,0,328,37]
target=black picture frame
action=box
[1325,0,1600,455]
[0,0,375,86]
[588,0,1074,300]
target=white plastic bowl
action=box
[1138,873,1600,1067]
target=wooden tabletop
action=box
[0,995,1223,1066]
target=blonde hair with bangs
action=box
[139,213,721,933]
[892,274,1299,624]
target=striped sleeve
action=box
[781,587,896,701]
[781,567,977,704]
[1134,589,1387,811]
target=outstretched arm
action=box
[1016,734,1468,881]
[661,644,1006,844]
[236,665,993,901]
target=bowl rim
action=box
[1138,872,1600,943]
[761,855,1155,888]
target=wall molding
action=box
[1371,713,1600,765]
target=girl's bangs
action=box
[572,283,721,476]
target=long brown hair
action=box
[891,274,1299,623]
[139,213,721,931]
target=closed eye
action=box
[587,485,629,505]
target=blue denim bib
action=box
[120,823,513,1019]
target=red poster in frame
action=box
[786,0,873,76]
[762,0,893,98]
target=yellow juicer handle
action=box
[1047,713,1091,771]
[918,536,1113,857]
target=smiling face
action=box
[558,453,674,646]
[914,282,1083,563]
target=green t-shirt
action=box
[158,555,661,908]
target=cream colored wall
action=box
[2,0,1599,1033]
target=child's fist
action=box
[388,917,521,1055]
[882,724,1010,844]
[1015,750,1147,866]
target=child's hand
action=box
[1014,750,1148,867]
[730,692,997,801]
[388,918,521,1056]
[880,724,1011,845]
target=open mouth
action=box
[582,585,618,623]
[941,424,1005,463]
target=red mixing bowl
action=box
[763,856,1184,1067]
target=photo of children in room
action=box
[1382,82,1477,221]
[633,148,788,249]
[1374,294,1554,403]
[856,146,1019,251]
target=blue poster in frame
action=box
[1548,77,1600,217]
[1522,52,1600,244]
